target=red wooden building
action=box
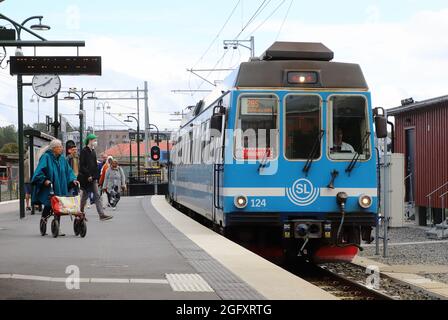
[388,95,448,225]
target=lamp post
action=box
[0,13,50,219]
[128,128,135,182]
[125,115,141,180]
[30,94,46,127]
[63,89,96,149]
[97,101,111,131]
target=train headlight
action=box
[234,195,248,209]
[359,195,372,209]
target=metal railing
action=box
[439,191,448,238]
[0,179,19,202]
[426,181,448,226]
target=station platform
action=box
[0,196,336,300]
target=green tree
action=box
[0,142,19,154]
[0,125,18,149]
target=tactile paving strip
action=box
[142,198,266,300]
[166,274,214,292]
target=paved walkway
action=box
[0,197,223,300]
[0,196,336,300]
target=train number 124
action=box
[251,199,267,208]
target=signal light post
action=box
[125,115,141,180]
[151,146,161,162]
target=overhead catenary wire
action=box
[187,0,241,100]
[192,0,242,69]
[248,0,287,37]
[234,0,272,39]
[276,0,294,40]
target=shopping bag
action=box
[51,195,81,215]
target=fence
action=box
[0,179,19,202]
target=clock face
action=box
[32,75,61,98]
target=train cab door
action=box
[211,105,226,225]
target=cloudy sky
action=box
[0,0,447,130]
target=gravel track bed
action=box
[361,242,448,265]
[359,226,448,265]
[421,273,448,285]
[323,263,438,300]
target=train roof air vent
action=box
[261,42,334,61]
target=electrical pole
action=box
[53,94,59,138]
[80,88,84,149]
[383,110,389,258]
[144,81,150,168]
[17,74,25,219]
[136,89,141,181]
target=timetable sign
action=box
[10,56,102,76]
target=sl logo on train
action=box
[286,179,320,207]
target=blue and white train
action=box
[168,42,387,262]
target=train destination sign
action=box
[10,56,102,76]
[241,97,277,115]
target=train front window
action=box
[285,95,321,160]
[235,95,279,160]
[329,95,371,160]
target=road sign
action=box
[10,56,102,76]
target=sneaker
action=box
[100,214,113,221]
[26,207,32,211]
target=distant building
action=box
[389,95,448,226]
[95,130,131,155]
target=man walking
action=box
[78,134,113,221]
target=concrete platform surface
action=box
[0,197,220,300]
[1,196,336,300]
[150,196,337,300]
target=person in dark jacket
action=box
[31,139,79,235]
[78,134,113,221]
[65,140,79,176]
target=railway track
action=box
[171,201,437,300]
[298,264,395,300]
[283,261,395,300]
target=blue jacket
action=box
[31,150,77,207]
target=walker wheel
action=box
[79,220,87,238]
[40,218,47,236]
[51,219,59,238]
[73,219,80,236]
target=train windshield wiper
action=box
[346,132,371,174]
[303,130,325,175]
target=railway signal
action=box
[151,146,161,162]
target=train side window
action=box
[285,95,321,160]
[235,95,279,160]
[200,122,206,164]
[329,95,371,160]
[188,131,194,165]
[177,136,183,163]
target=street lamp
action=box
[124,115,141,180]
[0,13,51,220]
[30,94,47,126]
[63,89,96,149]
[97,101,111,131]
